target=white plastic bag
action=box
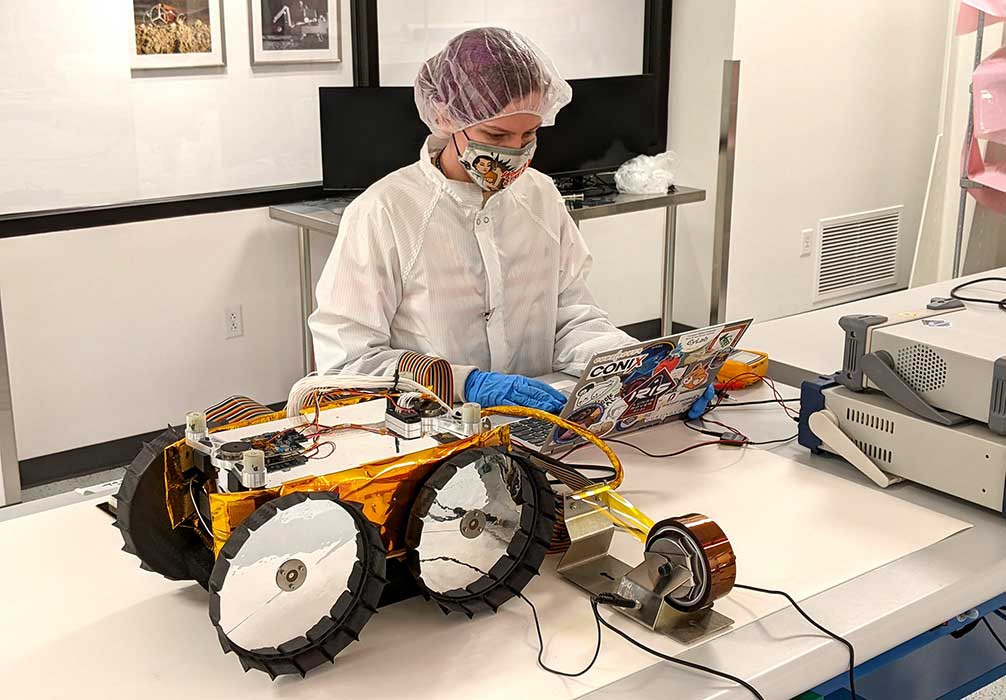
[614,150,679,195]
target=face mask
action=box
[453,131,536,192]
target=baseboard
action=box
[19,427,169,489]
[18,401,287,489]
[18,321,697,488]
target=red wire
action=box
[719,372,798,419]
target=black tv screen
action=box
[533,75,663,178]
[320,75,664,191]
[320,87,427,191]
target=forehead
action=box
[476,111,543,133]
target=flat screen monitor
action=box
[320,75,664,191]
[320,87,427,192]
[533,74,663,178]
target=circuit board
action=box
[241,429,311,471]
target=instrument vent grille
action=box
[845,407,895,434]
[853,439,892,465]
[894,344,947,394]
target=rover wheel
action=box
[208,492,387,678]
[114,427,214,588]
[404,448,555,617]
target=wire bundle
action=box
[285,372,452,422]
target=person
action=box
[309,27,636,413]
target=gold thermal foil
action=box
[208,427,510,555]
[163,395,380,529]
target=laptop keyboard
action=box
[508,417,554,447]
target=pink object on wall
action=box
[973,47,1006,142]
[958,0,1006,34]
[964,133,1006,212]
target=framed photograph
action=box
[250,0,342,64]
[131,1,225,70]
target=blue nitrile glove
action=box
[686,384,717,420]
[464,370,567,414]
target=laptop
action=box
[509,319,754,454]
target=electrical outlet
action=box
[800,229,814,257]
[225,305,243,339]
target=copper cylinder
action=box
[674,513,737,604]
[647,513,736,610]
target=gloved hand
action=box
[464,370,567,414]
[686,384,717,420]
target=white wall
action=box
[665,0,737,328]
[0,209,307,461]
[376,0,645,85]
[723,2,949,322]
[0,0,353,214]
[911,2,961,287]
[579,210,664,327]
[0,202,657,465]
[0,2,660,470]
[3,2,954,469]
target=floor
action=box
[5,471,1006,699]
[973,682,1006,700]
[19,466,125,502]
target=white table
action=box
[589,388,1006,699]
[742,267,1006,387]
[1,388,1002,700]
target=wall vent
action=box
[853,439,892,465]
[814,206,902,302]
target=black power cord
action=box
[519,591,768,698]
[605,436,746,458]
[950,277,1006,312]
[735,584,857,698]
[520,592,603,677]
[591,597,768,700]
[436,539,855,699]
[717,398,801,407]
[681,420,798,447]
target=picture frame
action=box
[131,1,226,70]
[250,0,342,65]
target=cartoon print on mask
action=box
[454,129,537,193]
[471,155,505,191]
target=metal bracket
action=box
[557,495,733,644]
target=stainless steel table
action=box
[269,186,707,376]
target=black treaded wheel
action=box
[114,427,214,588]
[208,492,388,679]
[404,447,555,618]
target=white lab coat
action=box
[309,137,633,400]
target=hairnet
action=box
[414,27,572,138]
